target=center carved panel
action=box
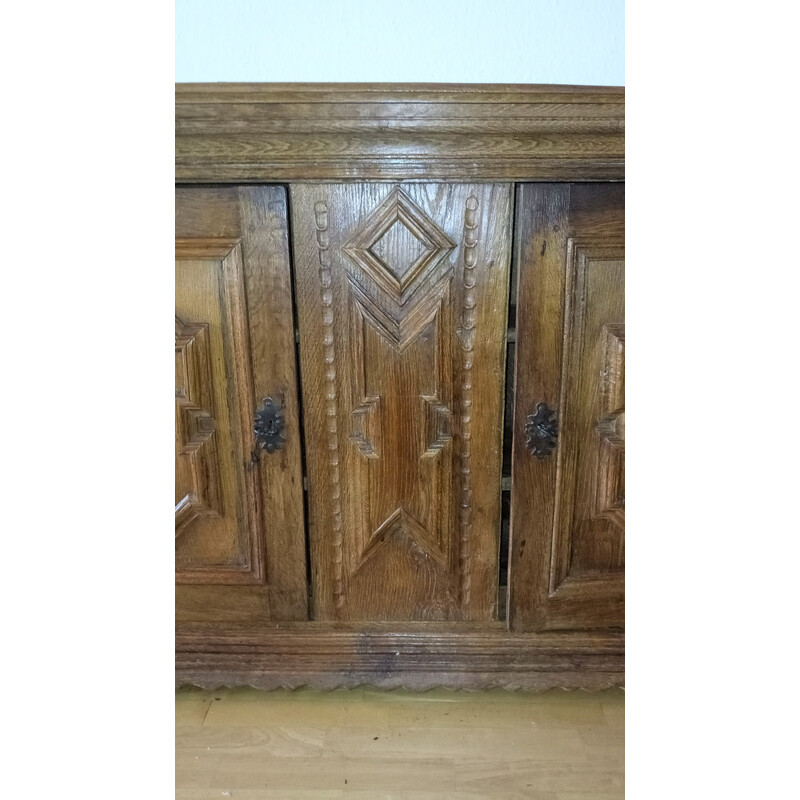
[291,182,512,621]
[341,190,458,587]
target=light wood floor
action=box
[176,685,624,799]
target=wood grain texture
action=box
[291,184,511,622]
[509,184,625,632]
[174,84,626,690]
[175,624,623,691]
[237,186,309,619]
[175,186,308,621]
[176,83,624,182]
[176,686,624,799]
[175,238,261,582]
[175,315,221,538]
[555,242,624,582]
[176,585,271,625]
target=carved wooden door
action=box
[291,184,512,621]
[509,184,624,631]
[175,186,308,624]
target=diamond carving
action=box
[369,219,432,281]
[341,188,456,350]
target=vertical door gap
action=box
[497,203,518,622]
[284,184,314,615]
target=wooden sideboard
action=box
[175,83,624,689]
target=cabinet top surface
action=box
[176,82,624,102]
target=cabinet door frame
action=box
[508,183,625,632]
[175,185,309,622]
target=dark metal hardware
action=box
[525,402,559,459]
[254,397,285,453]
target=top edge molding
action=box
[176,82,625,103]
[175,83,624,182]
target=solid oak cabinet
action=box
[175,84,625,690]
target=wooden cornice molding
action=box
[176,83,624,182]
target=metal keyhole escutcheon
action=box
[525,402,559,459]
[254,397,286,453]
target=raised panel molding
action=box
[293,183,511,621]
[595,323,625,527]
[175,316,221,539]
[552,241,625,587]
[174,237,264,584]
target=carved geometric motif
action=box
[175,315,221,539]
[350,394,381,459]
[421,395,452,458]
[341,188,456,351]
[370,219,431,279]
[355,506,447,575]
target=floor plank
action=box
[176,687,624,799]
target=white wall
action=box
[176,0,624,86]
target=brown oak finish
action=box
[509,184,625,632]
[175,83,625,690]
[176,83,624,182]
[291,183,512,622]
[175,235,260,581]
[176,624,623,691]
[175,186,308,621]
[175,314,222,540]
